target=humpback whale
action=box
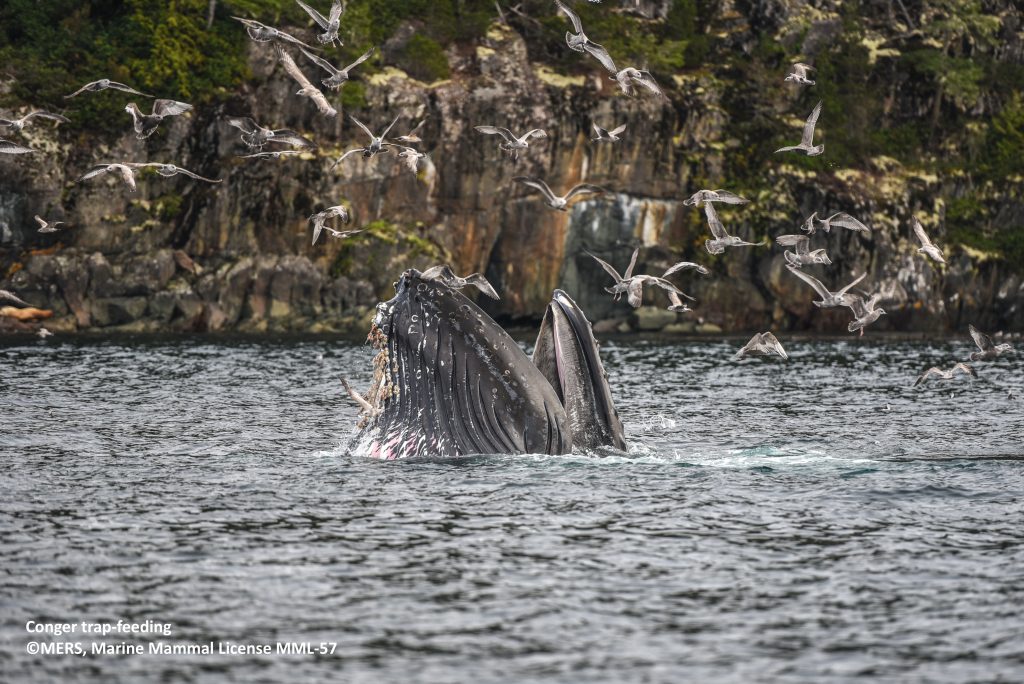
[350,269,627,459]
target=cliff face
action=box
[1,0,1022,335]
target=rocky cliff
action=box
[1,0,1022,336]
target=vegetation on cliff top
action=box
[1,0,1021,264]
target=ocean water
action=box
[1,334,1022,682]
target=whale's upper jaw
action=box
[533,289,627,452]
[356,270,572,459]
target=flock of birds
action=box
[0,0,1016,388]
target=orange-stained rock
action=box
[0,306,53,321]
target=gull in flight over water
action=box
[65,79,152,99]
[786,266,866,308]
[420,265,500,299]
[845,293,886,336]
[35,216,65,233]
[299,46,375,90]
[784,63,815,85]
[591,122,627,142]
[226,117,316,152]
[703,202,764,254]
[968,325,1013,361]
[0,111,70,132]
[776,234,831,268]
[513,176,604,211]
[733,332,788,360]
[775,101,824,156]
[683,189,750,207]
[124,99,192,139]
[586,248,695,308]
[914,362,977,387]
[277,46,337,117]
[475,126,547,160]
[911,216,945,264]
[295,0,345,46]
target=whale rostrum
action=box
[350,269,626,459]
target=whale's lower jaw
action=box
[351,270,572,459]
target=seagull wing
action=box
[173,167,222,183]
[835,272,868,297]
[564,183,604,201]
[584,251,623,283]
[329,0,344,24]
[227,117,259,134]
[662,261,710,278]
[34,215,46,228]
[0,289,31,307]
[969,324,994,352]
[786,264,833,300]
[513,176,559,204]
[761,332,788,358]
[344,46,376,73]
[710,189,749,204]
[554,0,583,33]
[648,276,692,299]
[800,101,822,147]
[775,234,809,254]
[26,111,70,124]
[379,113,402,140]
[623,247,639,279]
[632,69,663,96]
[296,0,329,29]
[278,46,315,88]
[152,99,192,118]
[0,140,37,154]
[299,46,340,76]
[953,362,977,379]
[268,130,316,148]
[583,42,618,74]
[911,217,934,248]
[108,81,153,97]
[475,126,517,144]
[610,123,627,136]
[522,128,548,141]
[702,202,728,240]
[914,367,941,387]
[65,81,98,98]
[827,212,869,232]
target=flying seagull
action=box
[666,291,692,313]
[475,126,547,160]
[785,63,815,85]
[786,266,866,308]
[276,46,337,117]
[0,139,36,155]
[233,17,316,49]
[513,176,604,211]
[609,65,663,98]
[396,146,426,174]
[420,265,500,299]
[846,293,886,336]
[553,0,617,73]
[683,189,750,207]
[801,211,870,235]
[914,362,977,387]
[733,332,788,360]
[237,150,305,160]
[331,114,400,167]
[394,118,427,144]
[968,325,1013,361]
[124,99,192,139]
[298,46,375,90]
[226,117,316,152]
[126,163,221,184]
[295,0,344,46]
[911,216,945,264]
[703,202,764,254]
[76,163,138,191]
[591,122,626,142]
[35,216,64,233]
[586,248,693,308]
[0,111,70,132]
[65,79,152,99]
[309,205,355,245]
[775,101,824,156]
[776,234,831,268]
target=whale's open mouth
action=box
[351,270,626,459]
[532,290,627,451]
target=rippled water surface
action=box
[2,334,1023,682]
